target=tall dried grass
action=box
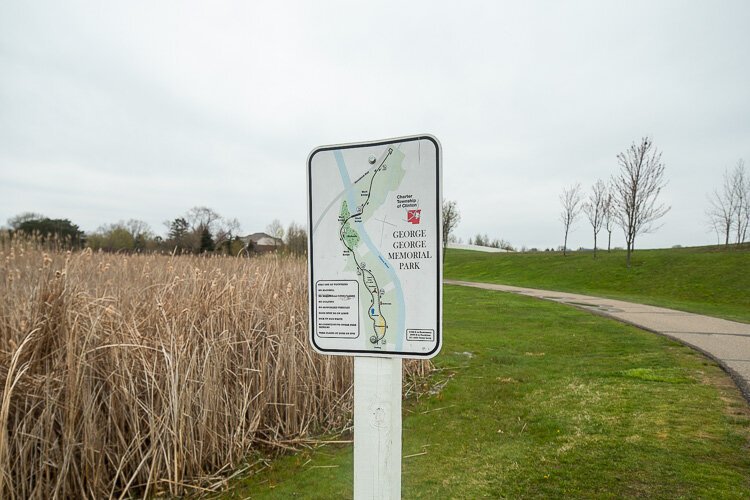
[0,237,431,498]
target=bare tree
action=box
[709,215,723,245]
[441,200,461,260]
[583,179,607,258]
[266,219,285,247]
[7,212,45,229]
[187,206,222,233]
[285,221,308,256]
[473,233,490,247]
[214,217,241,249]
[731,159,749,245]
[612,137,670,268]
[559,183,583,256]
[124,219,152,238]
[706,165,739,246]
[603,186,614,252]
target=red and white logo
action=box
[407,209,421,224]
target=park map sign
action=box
[307,135,442,358]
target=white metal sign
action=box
[307,135,442,358]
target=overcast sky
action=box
[1,1,748,250]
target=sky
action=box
[1,1,749,250]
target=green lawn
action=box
[225,286,750,498]
[444,245,750,323]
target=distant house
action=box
[240,232,284,253]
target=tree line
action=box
[4,207,308,257]
[560,137,748,267]
[442,200,519,252]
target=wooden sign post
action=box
[353,357,402,498]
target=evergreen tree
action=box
[166,217,190,252]
[16,218,85,247]
[168,218,190,241]
[200,227,215,253]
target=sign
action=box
[307,135,442,358]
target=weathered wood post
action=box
[353,356,402,498]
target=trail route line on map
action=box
[338,147,394,346]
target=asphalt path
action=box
[445,279,750,402]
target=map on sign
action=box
[307,135,442,358]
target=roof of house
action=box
[241,232,283,246]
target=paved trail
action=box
[446,280,750,401]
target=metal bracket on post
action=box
[354,356,402,499]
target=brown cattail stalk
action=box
[0,235,432,498]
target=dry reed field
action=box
[0,237,431,498]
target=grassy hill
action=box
[444,244,750,323]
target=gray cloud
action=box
[1,0,749,249]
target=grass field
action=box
[227,285,750,498]
[444,245,750,323]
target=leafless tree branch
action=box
[559,183,583,256]
[442,200,461,260]
[611,137,670,267]
[602,184,614,252]
[705,159,749,246]
[731,159,749,245]
[583,179,607,257]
